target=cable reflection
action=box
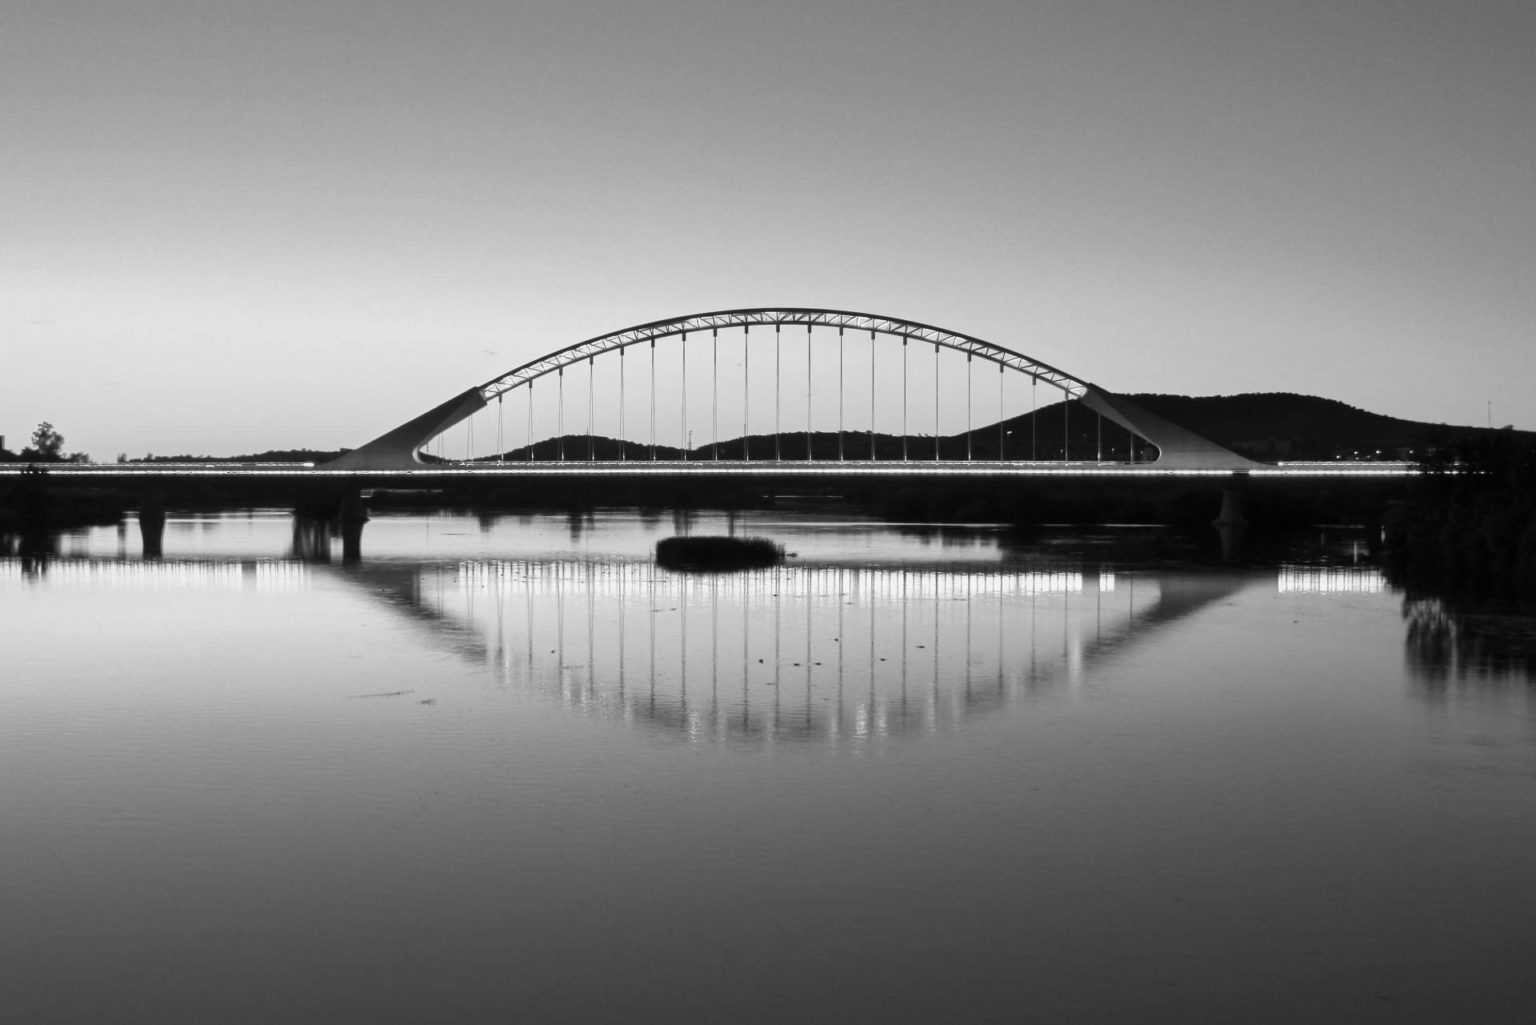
[0,557,310,592]
[421,560,1240,748]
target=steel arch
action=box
[328,306,1258,471]
[477,308,1089,402]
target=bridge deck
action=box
[1,460,1417,479]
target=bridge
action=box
[7,306,1415,482]
[330,307,1271,473]
[2,306,1415,558]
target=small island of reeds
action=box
[655,535,784,570]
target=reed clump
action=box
[655,535,783,570]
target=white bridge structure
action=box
[330,307,1274,474]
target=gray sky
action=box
[4,0,1533,457]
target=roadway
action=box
[0,459,1418,480]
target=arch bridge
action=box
[329,308,1257,473]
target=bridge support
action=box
[1212,476,1249,563]
[138,491,166,560]
[340,492,369,565]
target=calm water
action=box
[3,511,1534,1024]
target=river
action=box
[2,510,1533,1023]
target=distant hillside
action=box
[1119,392,1529,461]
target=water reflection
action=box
[2,550,1255,746]
[1276,564,1386,593]
[0,556,310,592]
[1404,597,1536,684]
[362,559,1248,748]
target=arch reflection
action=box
[399,560,1247,748]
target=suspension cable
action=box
[681,330,688,461]
[743,325,750,461]
[870,329,876,460]
[1063,392,1069,461]
[997,362,1003,461]
[650,338,656,460]
[712,328,719,460]
[1031,376,1037,460]
[805,323,812,460]
[497,394,504,463]
[838,326,844,461]
[966,352,973,461]
[527,379,534,461]
[902,335,908,461]
[588,355,595,461]
[774,324,781,461]
[934,342,941,461]
[557,366,565,461]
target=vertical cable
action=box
[805,323,812,460]
[588,356,595,461]
[1063,393,1069,461]
[619,347,627,461]
[870,329,876,460]
[901,336,909,461]
[527,380,534,461]
[743,325,750,461]
[497,394,504,463]
[557,366,565,461]
[934,342,941,461]
[838,326,845,461]
[1031,377,1037,460]
[650,338,656,460]
[774,324,782,460]
[1096,408,1102,462]
[681,330,688,461]
[712,327,719,460]
[967,352,973,461]
[997,363,1004,461]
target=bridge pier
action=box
[1212,476,1249,563]
[138,491,166,560]
[339,492,369,565]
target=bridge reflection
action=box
[384,559,1252,747]
[3,553,1409,742]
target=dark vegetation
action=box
[0,422,84,463]
[1383,433,1536,611]
[655,535,784,570]
[125,449,346,463]
[1125,393,1525,461]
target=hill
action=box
[1118,392,1529,461]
